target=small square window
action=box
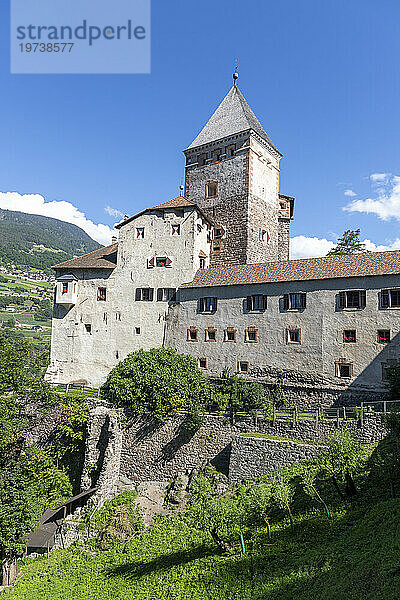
[62,282,69,294]
[224,328,236,342]
[84,324,92,334]
[199,358,207,369]
[198,153,207,166]
[205,328,217,342]
[238,361,249,374]
[135,327,141,335]
[245,327,258,343]
[378,329,390,343]
[187,327,198,342]
[136,227,144,239]
[157,288,176,302]
[246,295,267,312]
[212,241,222,252]
[171,224,181,236]
[337,363,352,378]
[199,297,217,313]
[259,229,270,243]
[212,149,222,161]
[156,257,167,267]
[115,312,121,321]
[200,258,206,269]
[283,293,306,310]
[103,312,107,323]
[206,182,218,198]
[97,287,107,301]
[343,329,356,343]
[226,144,235,157]
[287,328,301,344]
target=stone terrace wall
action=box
[120,411,387,483]
[229,436,320,482]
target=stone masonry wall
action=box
[229,436,320,482]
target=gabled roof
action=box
[181,250,400,289]
[187,84,280,154]
[53,243,118,270]
[115,195,213,230]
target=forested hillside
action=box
[0,209,100,270]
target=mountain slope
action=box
[0,209,101,271]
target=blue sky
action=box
[1,0,400,257]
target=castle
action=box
[47,75,400,399]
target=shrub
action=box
[102,348,209,422]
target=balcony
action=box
[55,274,78,306]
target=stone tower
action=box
[184,75,294,266]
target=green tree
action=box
[316,431,364,498]
[102,348,209,422]
[327,229,367,256]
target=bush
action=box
[102,348,209,422]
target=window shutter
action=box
[157,288,163,302]
[300,293,306,309]
[338,292,346,309]
[165,257,172,267]
[381,289,390,308]
[147,257,155,268]
[199,298,205,312]
[213,297,218,311]
[359,290,366,308]
[220,226,226,238]
[246,296,252,311]
[262,295,268,310]
[283,294,289,310]
[135,288,141,301]
[149,288,154,301]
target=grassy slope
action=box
[5,497,400,600]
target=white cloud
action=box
[344,174,400,221]
[290,236,335,259]
[105,205,124,219]
[344,189,356,197]
[370,173,390,182]
[290,234,400,259]
[0,191,114,246]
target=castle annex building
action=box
[47,77,400,394]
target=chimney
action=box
[112,235,117,244]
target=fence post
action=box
[383,401,387,414]
[360,402,364,427]
[343,406,346,420]
[336,408,340,428]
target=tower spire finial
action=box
[233,58,238,86]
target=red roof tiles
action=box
[181,250,400,289]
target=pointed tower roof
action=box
[187,83,280,154]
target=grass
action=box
[4,497,400,600]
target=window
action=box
[115,312,121,321]
[245,327,258,342]
[226,144,235,157]
[103,312,107,324]
[84,324,92,334]
[238,361,249,374]
[135,288,154,301]
[338,290,366,309]
[136,227,144,239]
[377,329,390,343]
[246,295,267,312]
[224,327,236,342]
[214,226,225,239]
[200,258,206,269]
[381,289,400,308]
[198,153,207,166]
[97,287,107,301]
[199,358,207,369]
[157,288,176,302]
[155,256,172,268]
[259,229,271,243]
[135,327,141,335]
[212,241,222,252]
[343,329,356,343]
[287,328,301,344]
[336,362,353,378]
[199,297,217,313]
[187,327,198,342]
[171,224,181,236]
[115,351,119,360]
[206,182,218,198]
[205,327,217,341]
[283,293,306,310]
[62,282,69,294]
